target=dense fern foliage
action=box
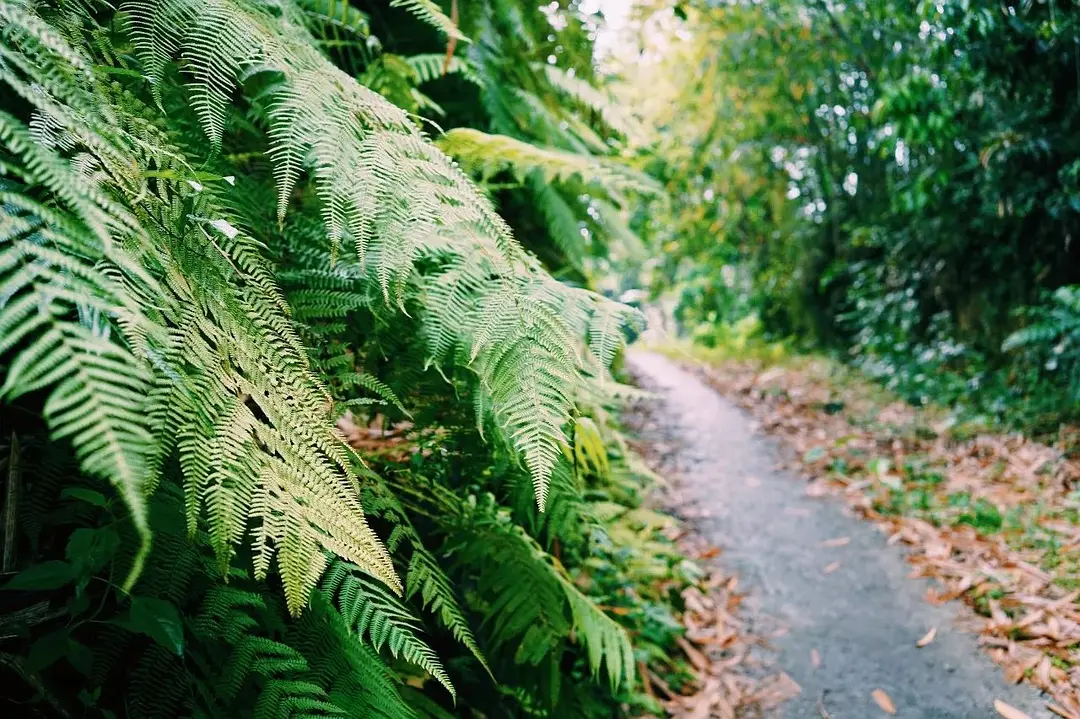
[0,0,666,715]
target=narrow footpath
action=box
[627,351,1051,718]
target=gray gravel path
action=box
[627,350,1052,719]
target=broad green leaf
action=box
[4,561,74,590]
[27,629,71,672]
[66,527,120,577]
[60,487,109,506]
[124,596,185,656]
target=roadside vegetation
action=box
[0,1,723,716]
[7,0,1080,715]
[619,0,1080,435]
[604,2,1080,710]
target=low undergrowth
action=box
[336,409,771,718]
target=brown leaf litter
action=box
[871,688,897,714]
[680,356,1080,717]
[916,626,937,648]
[626,403,802,717]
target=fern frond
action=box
[322,560,454,698]
[470,299,578,508]
[293,595,418,719]
[406,53,479,85]
[128,644,190,718]
[437,127,660,195]
[590,198,648,261]
[122,0,645,507]
[406,546,491,677]
[540,63,644,143]
[561,577,635,693]
[0,212,154,591]
[340,372,407,414]
[389,0,468,42]
[451,498,634,691]
[573,416,609,477]
[528,174,587,271]
[295,0,370,42]
[587,303,626,374]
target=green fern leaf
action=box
[406,547,491,678]
[389,0,468,42]
[322,560,454,699]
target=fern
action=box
[292,595,418,719]
[0,0,656,715]
[441,492,634,691]
[389,0,467,42]
[295,0,370,42]
[1,0,400,608]
[561,577,634,693]
[406,53,480,85]
[437,127,660,196]
[321,559,454,699]
[540,63,644,143]
[573,416,610,477]
[406,546,492,677]
[0,118,156,590]
[528,173,588,270]
[340,372,407,414]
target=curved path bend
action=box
[628,351,1051,719]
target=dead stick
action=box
[3,433,20,572]
[637,661,655,699]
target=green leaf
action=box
[124,596,185,656]
[66,527,120,577]
[68,640,94,677]
[4,561,74,590]
[67,591,92,617]
[60,487,109,506]
[26,629,71,672]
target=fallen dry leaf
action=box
[872,689,897,715]
[916,626,937,648]
[811,648,821,668]
[1047,704,1079,719]
[757,672,802,710]
[698,546,721,560]
[675,636,709,673]
[823,561,841,574]
[820,536,851,548]
[685,677,722,719]
[993,700,1032,719]
[637,661,654,699]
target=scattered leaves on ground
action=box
[871,688,897,714]
[679,354,1080,716]
[994,699,1033,719]
[916,626,937,648]
[624,397,803,717]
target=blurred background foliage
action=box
[614,0,1080,431]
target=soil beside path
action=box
[627,350,1051,718]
